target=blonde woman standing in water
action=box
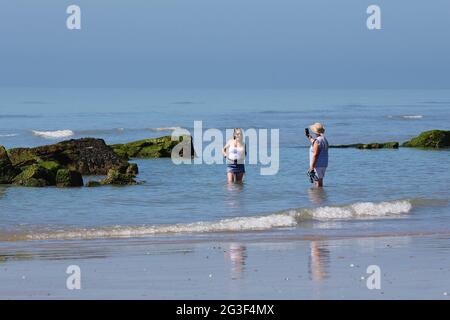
[223,128,246,183]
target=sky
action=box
[0,0,449,89]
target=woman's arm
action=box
[223,140,230,157]
[310,141,320,170]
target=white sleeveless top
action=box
[310,135,329,168]
[228,140,245,162]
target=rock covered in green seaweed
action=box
[0,145,19,184]
[39,161,62,175]
[330,142,399,149]
[85,163,139,187]
[402,130,450,148]
[111,135,194,159]
[126,163,139,175]
[55,169,84,187]
[100,169,137,186]
[85,180,102,187]
[12,164,54,187]
[8,138,129,175]
[1,138,141,187]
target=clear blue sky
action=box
[0,0,449,88]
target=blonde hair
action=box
[233,128,244,144]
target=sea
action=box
[0,88,449,243]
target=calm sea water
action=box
[0,88,449,241]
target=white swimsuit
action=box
[228,141,245,162]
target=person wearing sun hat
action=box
[305,123,329,187]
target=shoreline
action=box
[1,233,449,299]
[2,228,450,244]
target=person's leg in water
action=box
[227,172,235,183]
[235,172,244,183]
[314,167,325,187]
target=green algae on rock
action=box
[111,135,194,159]
[12,164,54,187]
[85,180,102,188]
[0,145,19,184]
[330,142,399,149]
[100,169,137,186]
[55,169,84,188]
[402,130,450,149]
[125,163,139,175]
[8,138,130,175]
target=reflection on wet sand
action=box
[225,243,247,279]
[308,187,328,206]
[308,241,330,282]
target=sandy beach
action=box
[1,233,449,300]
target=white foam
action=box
[32,130,74,139]
[0,133,18,137]
[296,200,412,220]
[25,200,413,241]
[146,127,183,132]
[388,115,423,119]
[27,215,297,240]
[402,115,423,119]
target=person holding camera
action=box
[305,123,329,187]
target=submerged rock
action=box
[402,130,450,148]
[111,135,194,159]
[85,180,102,188]
[8,138,130,175]
[0,146,18,184]
[100,169,137,186]
[125,163,139,175]
[12,164,54,187]
[330,142,399,149]
[55,169,84,188]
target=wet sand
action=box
[0,234,449,299]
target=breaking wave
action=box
[0,133,18,137]
[29,127,182,139]
[388,115,423,120]
[24,200,413,241]
[145,127,183,132]
[66,127,181,135]
[32,130,75,139]
[402,115,423,119]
